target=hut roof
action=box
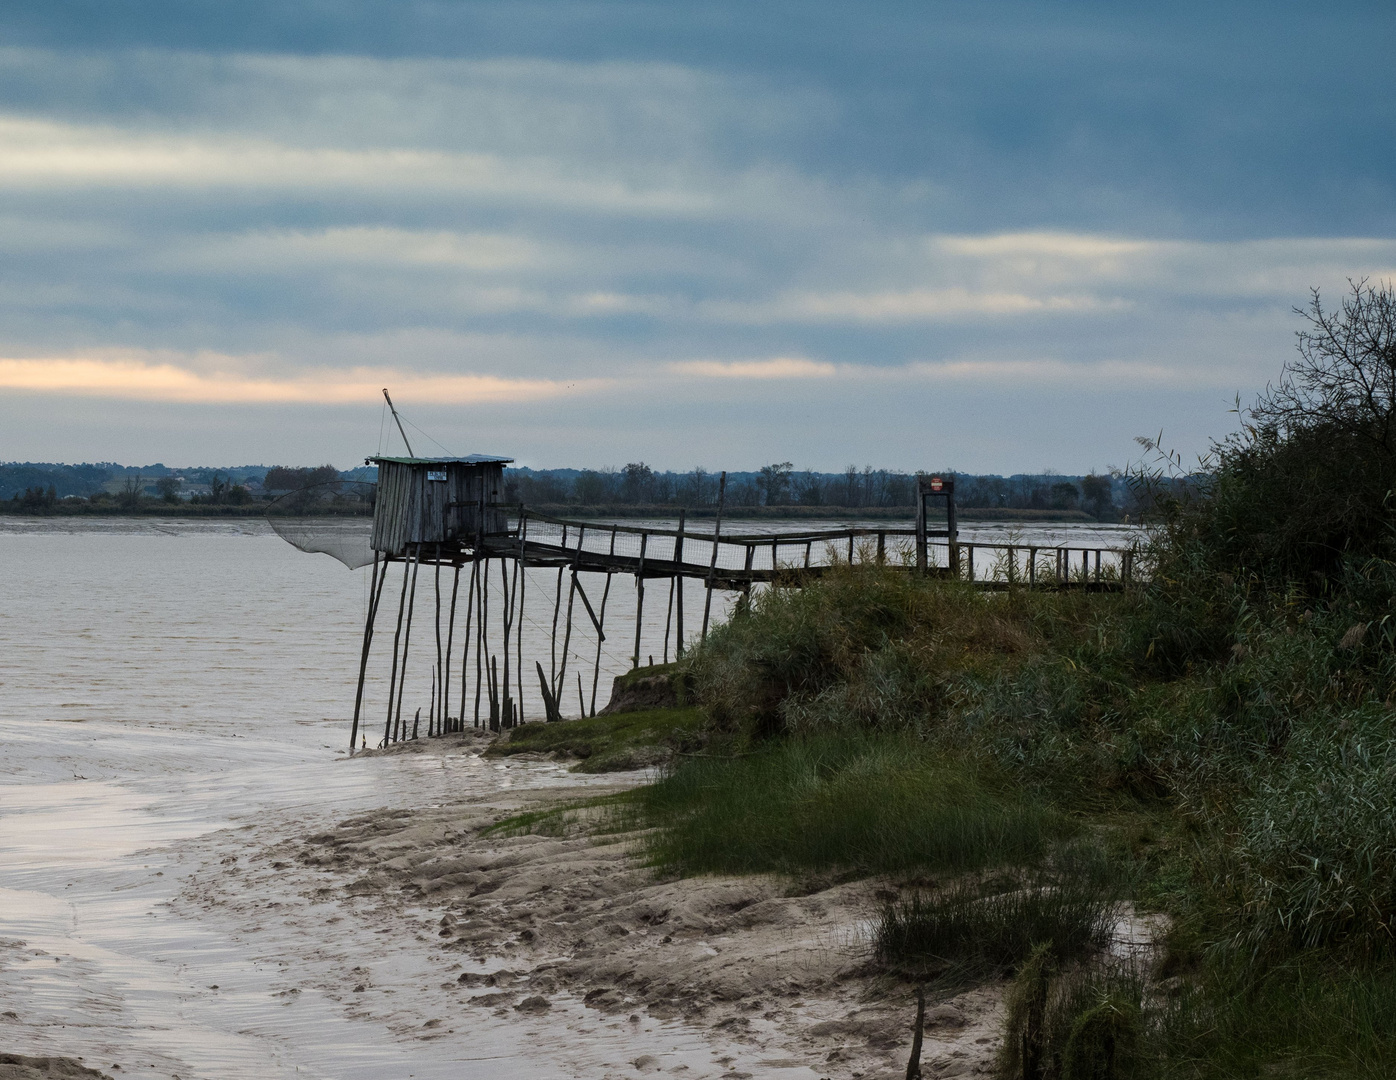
[365,454,514,466]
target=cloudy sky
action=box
[0,2,1392,473]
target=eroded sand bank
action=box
[170,734,1004,1079]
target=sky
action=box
[0,2,1392,474]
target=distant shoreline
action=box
[0,503,1115,524]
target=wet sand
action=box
[168,735,1006,1079]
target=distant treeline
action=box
[3,459,1135,520]
[506,463,1130,520]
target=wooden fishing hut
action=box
[368,454,512,555]
[351,454,515,753]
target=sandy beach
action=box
[164,733,1005,1079]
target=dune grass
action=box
[487,705,706,772]
[635,732,1068,877]
[874,845,1127,983]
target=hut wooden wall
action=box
[370,461,507,556]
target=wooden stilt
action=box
[394,546,422,742]
[675,509,686,658]
[549,574,564,691]
[473,555,485,727]
[349,552,385,754]
[499,558,514,728]
[443,561,460,732]
[515,510,528,723]
[433,545,444,733]
[702,472,728,640]
[457,556,477,729]
[632,531,648,668]
[384,550,413,747]
[489,655,500,732]
[412,707,421,740]
[663,575,675,663]
[590,526,617,717]
[577,672,585,717]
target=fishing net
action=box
[266,481,378,569]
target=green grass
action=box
[874,845,1127,982]
[487,705,706,772]
[634,732,1069,877]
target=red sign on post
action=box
[929,476,943,492]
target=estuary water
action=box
[0,516,1139,1078]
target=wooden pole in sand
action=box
[349,551,385,753]
[701,472,728,641]
[393,545,422,742]
[589,529,617,716]
[663,574,675,664]
[383,549,413,747]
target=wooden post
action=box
[847,533,854,564]
[674,509,686,658]
[804,540,812,569]
[1007,546,1015,586]
[489,654,500,731]
[433,545,444,732]
[443,559,460,732]
[457,556,477,728]
[550,564,564,688]
[516,509,528,723]
[383,554,411,746]
[473,556,485,727]
[701,472,727,640]
[965,544,974,582]
[915,485,927,573]
[555,527,583,701]
[349,552,386,753]
[577,672,585,717]
[663,575,675,664]
[590,530,616,716]
[393,545,422,742]
[500,558,515,729]
[876,531,885,565]
[632,531,648,668]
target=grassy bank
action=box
[589,286,1396,1079]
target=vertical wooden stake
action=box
[394,546,422,742]
[701,472,727,640]
[457,556,478,728]
[474,556,485,727]
[674,509,686,658]
[590,527,617,717]
[516,509,528,722]
[349,552,385,754]
[577,673,585,717]
[443,560,460,730]
[384,550,414,747]
[500,558,514,728]
[663,575,675,663]
[555,527,583,701]
[433,545,444,731]
[632,531,648,668]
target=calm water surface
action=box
[0,516,1140,1077]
